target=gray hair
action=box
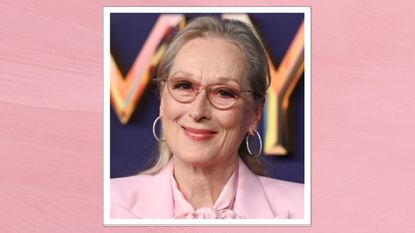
[145,16,270,175]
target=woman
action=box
[111,16,303,219]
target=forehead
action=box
[170,37,247,84]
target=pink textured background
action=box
[1,0,414,232]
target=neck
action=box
[173,155,238,210]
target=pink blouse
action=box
[171,166,241,219]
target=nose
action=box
[188,89,211,121]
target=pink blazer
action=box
[110,159,304,219]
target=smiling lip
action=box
[182,126,217,141]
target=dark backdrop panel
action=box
[110,13,305,183]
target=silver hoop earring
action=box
[152,116,164,142]
[245,130,262,158]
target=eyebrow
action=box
[170,71,242,85]
[169,71,194,78]
[216,77,241,85]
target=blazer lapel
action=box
[233,159,276,218]
[129,162,174,218]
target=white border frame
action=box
[104,6,311,226]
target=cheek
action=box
[160,94,186,142]
[219,104,254,135]
[161,92,181,120]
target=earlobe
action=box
[159,87,166,117]
[249,101,264,133]
[248,118,259,135]
[159,99,164,117]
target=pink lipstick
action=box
[182,126,217,141]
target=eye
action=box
[212,87,237,99]
[171,80,195,91]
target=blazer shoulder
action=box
[110,166,175,219]
[110,174,154,209]
[259,176,304,195]
[259,176,304,218]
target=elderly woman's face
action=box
[160,37,261,166]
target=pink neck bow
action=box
[175,207,241,219]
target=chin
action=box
[173,150,216,166]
